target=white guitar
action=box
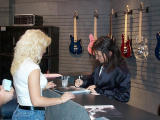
[135,2,148,59]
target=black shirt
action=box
[81,65,131,102]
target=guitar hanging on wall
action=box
[135,2,148,60]
[69,11,83,55]
[88,9,98,55]
[121,5,132,58]
[155,32,160,60]
[107,8,114,40]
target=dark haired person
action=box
[75,36,130,102]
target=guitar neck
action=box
[94,17,97,40]
[109,14,112,38]
[74,17,77,42]
[124,13,128,43]
[138,10,142,42]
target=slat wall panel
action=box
[14,0,110,73]
[0,0,9,25]
[0,0,10,81]
[111,0,160,115]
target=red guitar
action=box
[121,5,132,58]
[88,10,98,55]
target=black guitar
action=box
[69,11,82,55]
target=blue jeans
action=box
[0,98,18,119]
[12,106,45,120]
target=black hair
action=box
[92,36,128,73]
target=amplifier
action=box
[13,14,43,26]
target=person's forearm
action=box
[114,90,130,102]
[0,100,4,106]
[0,96,6,106]
[31,96,64,107]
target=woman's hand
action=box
[87,85,97,93]
[45,81,56,89]
[60,92,75,103]
[75,79,83,87]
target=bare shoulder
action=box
[29,69,40,78]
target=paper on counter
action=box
[84,105,122,120]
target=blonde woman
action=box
[11,29,75,120]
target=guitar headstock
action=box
[110,8,114,16]
[140,2,144,11]
[126,5,129,14]
[74,10,79,19]
[94,9,99,18]
[125,5,132,15]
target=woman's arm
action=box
[113,73,130,102]
[28,69,75,107]
[95,73,131,102]
[80,72,95,88]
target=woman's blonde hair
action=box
[11,29,51,75]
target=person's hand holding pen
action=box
[75,78,83,87]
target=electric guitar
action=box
[107,9,114,40]
[88,9,98,55]
[135,2,148,59]
[121,5,132,58]
[69,11,82,55]
[155,32,160,60]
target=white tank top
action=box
[13,58,47,106]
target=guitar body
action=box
[155,33,160,60]
[88,10,98,55]
[135,36,148,59]
[134,2,148,60]
[88,34,95,54]
[121,34,132,58]
[69,35,82,55]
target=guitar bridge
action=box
[123,46,128,54]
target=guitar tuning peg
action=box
[146,7,149,13]
[114,12,118,18]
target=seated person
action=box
[0,85,14,106]
[75,36,131,102]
